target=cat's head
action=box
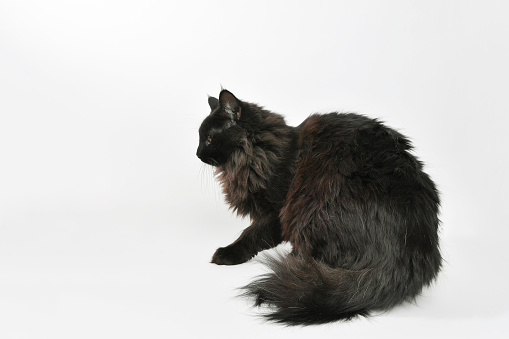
[196,90,246,166]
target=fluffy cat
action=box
[196,89,441,325]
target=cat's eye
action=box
[205,135,212,146]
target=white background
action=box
[1,1,508,338]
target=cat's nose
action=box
[196,146,203,159]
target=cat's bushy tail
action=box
[242,252,424,326]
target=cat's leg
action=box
[211,215,282,265]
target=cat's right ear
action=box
[208,96,219,112]
[219,90,241,121]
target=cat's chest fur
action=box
[215,130,298,218]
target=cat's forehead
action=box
[200,112,235,136]
[200,114,223,132]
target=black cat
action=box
[196,89,441,325]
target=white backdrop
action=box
[1,1,508,338]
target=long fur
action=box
[196,90,441,325]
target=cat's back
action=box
[291,112,431,204]
[297,112,411,163]
[299,112,403,144]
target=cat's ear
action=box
[219,90,241,120]
[208,96,219,112]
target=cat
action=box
[196,89,441,325]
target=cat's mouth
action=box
[196,147,216,166]
[198,156,219,167]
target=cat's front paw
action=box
[211,246,252,265]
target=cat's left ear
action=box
[208,96,219,112]
[219,90,241,121]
